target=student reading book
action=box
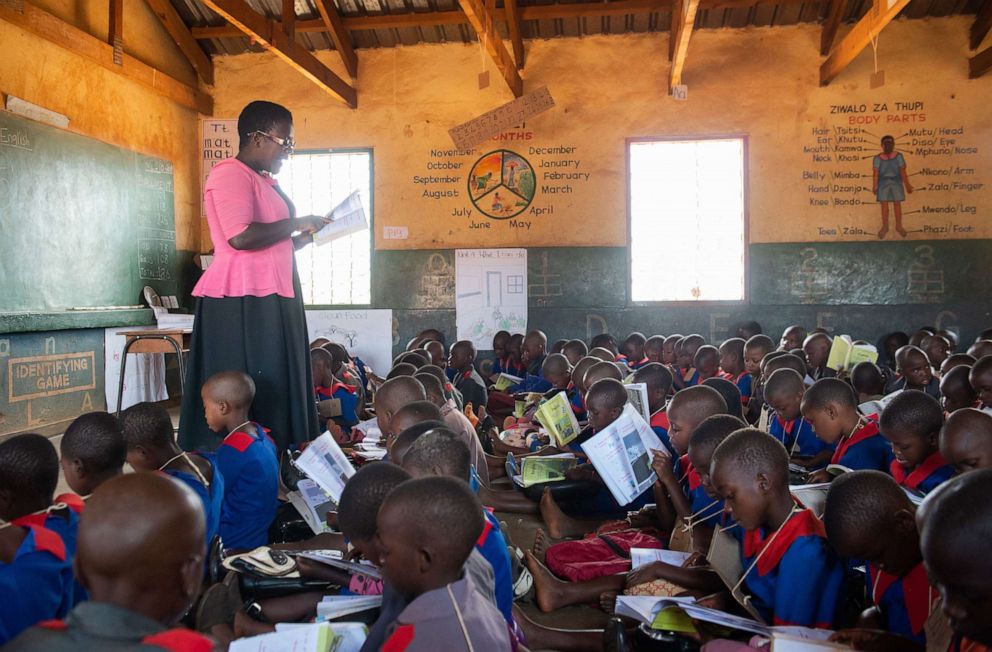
[826,335,879,373]
[534,390,581,447]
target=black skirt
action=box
[178,284,320,452]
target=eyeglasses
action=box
[251,131,295,152]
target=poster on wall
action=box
[306,310,393,376]
[455,249,528,349]
[104,327,168,412]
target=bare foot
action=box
[600,591,618,615]
[532,527,550,563]
[540,488,572,539]
[896,226,907,237]
[877,227,888,240]
[524,549,568,613]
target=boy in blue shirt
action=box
[561,339,588,367]
[711,428,846,628]
[802,378,894,482]
[940,408,992,474]
[764,369,834,470]
[619,332,648,369]
[121,402,224,552]
[448,340,489,410]
[311,348,360,439]
[0,434,74,644]
[633,362,674,456]
[887,345,940,398]
[825,471,937,649]
[200,370,279,551]
[718,337,753,408]
[509,330,552,394]
[879,390,954,494]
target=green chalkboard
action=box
[0,111,178,320]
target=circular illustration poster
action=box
[467,149,536,220]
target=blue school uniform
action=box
[683,457,724,526]
[889,451,954,495]
[735,508,845,628]
[884,375,940,399]
[768,414,832,460]
[349,357,370,392]
[24,497,85,606]
[476,510,514,623]
[650,409,675,458]
[733,372,754,407]
[565,384,587,421]
[831,414,894,472]
[674,367,700,389]
[215,423,279,550]
[509,374,552,394]
[316,383,360,431]
[867,561,936,647]
[0,523,74,644]
[163,455,225,549]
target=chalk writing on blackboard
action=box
[415,253,455,309]
[138,228,176,282]
[790,247,829,304]
[586,314,608,340]
[529,251,562,306]
[449,87,555,151]
[906,245,944,304]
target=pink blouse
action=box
[194,158,296,299]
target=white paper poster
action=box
[455,249,528,349]
[104,327,169,412]
[306,309,393,375]
[200,119,237,218]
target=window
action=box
[276,149,372,305]
[628,138,746,302]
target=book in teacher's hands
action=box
[534,390,581,446]
[825,335,878,372]
[313,190,368,246]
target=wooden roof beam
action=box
[316,0,359,78]
[820,0,845,55]
[970,43,992,77]
[199,0,357,107]
[457,0,524,96]
[971,0,992,50]
[0,1,211,114]
[819,0,912,85]
[504,0,525,69]
[669,0,700,89]
[145,0,215,85]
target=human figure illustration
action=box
[873,135,913,239]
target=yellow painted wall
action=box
[210,16,990,249]
[0,3,201,251]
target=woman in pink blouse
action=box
[179,101,327,452]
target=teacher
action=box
[179,100,326,452]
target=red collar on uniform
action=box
[142,629,215,652]
[744,508,824,576]
[679,454,701,490]
[54,493,86,514]
[223,423,267,453]
[650,409,670,430]
[831,415,880,465]
[14,523,68,561]
[869,561,935,635]
[717,370,733,380]
[462,369,473,380]
[319,383,356,395]
[890,451,949,490]
[774,414,796,434]
[383,624,416,652]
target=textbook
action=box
[298,549,382,580]
[534,390,581,447]
[494,372,524,391]
[789,483,830,517]
[581,404,664,505]
[511,453,578,487]
[292,432,357,503]
[825,335,879,372]
[314,191,368,246]
[624,382,651,423]
[229,622,338,652]
[629,548,693,570]
[287,479,336,535]
[315,595,383,620]
[275,623,367,652]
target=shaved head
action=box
[203,370,255,409]
[376,376,427,413]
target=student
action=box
[968,339,992,360]
[823,471,936,648]
[0,434,74,644]
[702,377,746,423]
[743,334,776,422]
[374,376,428,450]
[940,408,992,474]
[387,403,444,460]
[503,333,526,377]
[801,378,893,479]
[969,355,992,409]
[634,363,674,456]
[763,369,833,469]
[201,370,278,550]
[736,321,763,340]
[718,337,753,407]
[561,339,589,367]
[402,430,515,624]
[779,325,807,352]
[540,353,573,395]
[423,340,446,369]
[888,345,940,398]
[378,477,513,651]
[447,340,488,410]
[710,428,846,628]
[508,330,552,393]
[918,470,992,650]
[879,391,954,494]
[490,330,511,375]
[661,334,683,368]
[387,362,419,379]
[311,348,360,440]
[803,332,836,381]
[583,361,623,388]
[921,334,951,372]
[941,353,977,375]
[620,333,648,369]
[674,334,705,389]
[415,375,490,487]
[6,473,212,651]
[59,412,126,500]
[693,345,721,384]
[851,361,887,413]
[120,402,224,550]
[643,335,665,364]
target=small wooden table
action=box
[115,329,192,415]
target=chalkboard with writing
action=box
[0,111,177,318]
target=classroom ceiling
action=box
[172,0,983,55]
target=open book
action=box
[314,191,368,246]
[287,479,336,535]
[624,383,651,423]
[292,432,357,503]
[826,335,878,372]
[298,549,382,580]
[229,622,340,652]
[493,373,524,391]
[534,391,581,447]
[580,404,663,505]
[629,548,693,570]
[510,453,577,487]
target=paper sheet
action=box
[629,548,693,569]
[229,622,334,652]
[104,326,168,411]
[314,191,368,246]
[306,309,393,375]
[293,432,357,502]
[455,249,527,349]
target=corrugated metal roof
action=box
[174,0,984,56]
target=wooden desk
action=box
[116,329,192,415]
